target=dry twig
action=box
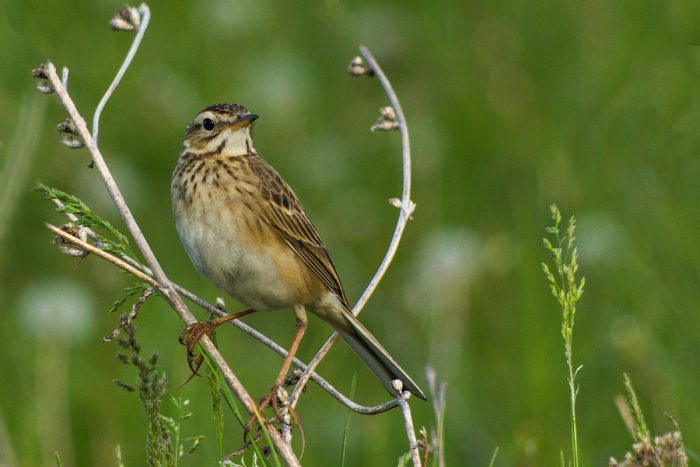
[36,4,298,461]
[37,5,421,463]
[289,46,416,408]
[394,381,422,467]
[287,44,421,466]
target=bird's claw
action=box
[178,309,255,375]
[243,384,302,443]
[178,320,219,376]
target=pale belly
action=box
[173,195,308,311]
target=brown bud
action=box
[109,5,140,32]
[371,106,399,132]
[57,119,85,148]
[53,224,89,258]
[348,56,374,77]
[32,65,54,94]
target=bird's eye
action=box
[202,118,215,131]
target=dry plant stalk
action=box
[35,5,297,463]
[35,4,422,465]
[288,46,417,406]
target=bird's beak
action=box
[226,113,259,130]
[237,113,259,126]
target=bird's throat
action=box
[217,128,255,157]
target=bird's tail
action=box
[327,305,426,400]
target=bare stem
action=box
[397,388,422,467]
[41,62,299,466]
[46,223,157,287]
[352,45,415,313]
[426,367,446,467]
[289,45,416,410]
[92,4,150,144]
[61,67,69,89]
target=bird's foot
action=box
[244,384,303,445]
[178,320,218,374]
[178,309,255,375]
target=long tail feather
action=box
[328,306,426,400]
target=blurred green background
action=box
[2,0,700,465]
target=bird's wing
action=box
[248,155,349,306]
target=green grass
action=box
[339,374,357,467]
[200,351,281,467]
[543,207,690,467]
[543,205,585,467]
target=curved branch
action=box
[289,45,416,409]
[40,61,299,465]
[92,4,150,144]
[353,45,416,312]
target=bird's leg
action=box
[245,306,308,438]
[179,308,256,374]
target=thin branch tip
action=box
[94,3,151,144]
[61,67,69,89]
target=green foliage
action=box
[426,368,447,467]
[109,282,152,314]
[113,323,203,467]
[200,351,281,467]
[208,361,225,456]
[488,447,499,467]
[114,323,173,466]
[340,374,357,467]
[542,205,586,351]
[115,445,125,467]
[543,204,586,467]
[622,373,650,443]
[161,397,205,464]
[396,451,412,467]
[35,183,138,261]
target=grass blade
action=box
[339,374,357,466]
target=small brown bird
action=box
[171,103,425,405]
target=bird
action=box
[171,103,426,415]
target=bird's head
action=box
[183,103,259,155]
